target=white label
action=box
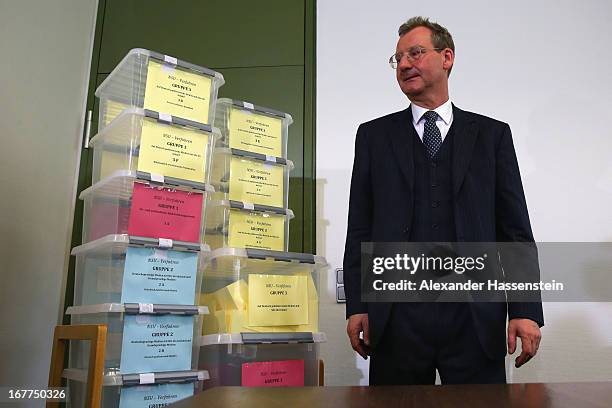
[265,155,276,163]
[159,238,173,248]
[243,202,255,211]
[139,303,154,314]
[243,102,255,110]
[150,173,165,183]
[158,112,172,123]
[164,55,178,66]
[139,373,155,384]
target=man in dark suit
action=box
[343,16,543,385]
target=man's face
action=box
[395,26,451,99]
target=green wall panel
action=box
[99,0,305,72]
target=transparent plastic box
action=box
[210,148,293,208]
[64,368,208,408]
[90,107,220,185]
[214,98,292,158]
[204,200,293,251]
[197,332,325,389]
[71,234,210,306]
[200,248,326,335]
[96,48,224,129]
[80,170,213,244]
[67,303,208,375]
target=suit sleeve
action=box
[495,124,544,327]
[343,124,372,318]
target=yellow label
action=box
[228,156,284,207]
[248,274,308,326]
[229,108,282,156]
[137,118,209,183]
[143,59,212,123]
[208,279,248,311]
[228,210,285,251]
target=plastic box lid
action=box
[207,247,327,266]
[80,170,215,202]
[65,303,209,316]
[210,199,294,219]
[217,98,293,124]
[215,147,294,170]
[71,234,209,256]
[95,48,225,99]
[63,368,209,386]
[90,107,221,147]
[198,332,327,347]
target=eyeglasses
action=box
[389,47,443,68]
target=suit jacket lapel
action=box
[451,104,478,195]
[387,107,415,191]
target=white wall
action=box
[0,0,97,400]
[317,0,612,385]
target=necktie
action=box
[422,110,442,158]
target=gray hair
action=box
[398,16,455,75]
[398,16,455,52]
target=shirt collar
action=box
[411,99,453,125]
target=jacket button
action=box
[431,201,439,208]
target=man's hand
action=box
[508,318,541,367]
[347,313,370,359]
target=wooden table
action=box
[169,383,612,408]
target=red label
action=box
[241,360,305,387]
[127,182,203,242]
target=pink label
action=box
[127,182,203,242]
[241,360,305,387]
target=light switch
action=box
[336,285,346,303]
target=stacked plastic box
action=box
[205,98,295,252]
[65,49,224,407]
[198,98,327,388]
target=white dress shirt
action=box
[411,99,454,143]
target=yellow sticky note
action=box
[228,156,284,207]
[143,59,212,124]
[227,309,250,333]
[247,274,308,327]
[199,293,219,311]
[228,210,285,251]
[212,279,248,311]
[137,117,209,182]
[229,108,282,156]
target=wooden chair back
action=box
[47,324,107,408]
